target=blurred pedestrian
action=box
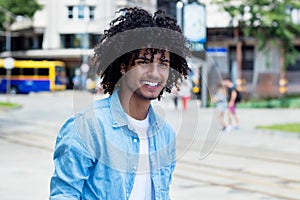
[49,7,190,200]
[171,79,181,110]
[222,77,240,130]
[72,75,80,90]
[179,78,192,111]
[212,83,227,131]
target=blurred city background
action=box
[0,0,300,200]
[0,0,300,99]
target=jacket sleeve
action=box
[49,117,95,199]
[169,135,176,185]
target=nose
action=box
[148,63,159,74]
[146,63,164,79]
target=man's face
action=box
[121,49,170,101]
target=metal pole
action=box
[0,6,15,101]
[201,61,207,108]
[5,28,11,53]
[176,1,184,27]
[5,29,12,101]
[6,69,11,102]
[0,6,14,54]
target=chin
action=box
[137,87,163,101]
[141,92,160,101]
[142,94,158,101]
[147,96,158,101]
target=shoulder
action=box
[93,96,110,110]
[73,95,113,133]
[56,96,113,156]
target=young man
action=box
[50,7,190,200]
[222,78,240,130]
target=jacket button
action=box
[133,138,137,143]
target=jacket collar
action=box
[110,89,164,130]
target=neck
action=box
[118,89,151,120]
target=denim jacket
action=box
[50,90,176,200]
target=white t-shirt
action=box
[127,114,152,200]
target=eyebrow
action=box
[161,58,170,63]
[136,56,149,60]
[136,56,170,63]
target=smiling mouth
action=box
[142,81,159,87]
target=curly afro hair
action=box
[93,7,191,99]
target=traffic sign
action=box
[80,63,89,73]
[4,57,14,69]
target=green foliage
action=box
[213,0,300,69]
[256,123,300,134]
[0,0,42,29]
[238,95,300,108]
[0,101,21,109]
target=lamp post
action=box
[0,6,14,54]
[176,1,207,107]
[0,6,15,101]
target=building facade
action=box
[157,0,300,98]
[0,0,156,88]
[1,0,300,96]
[202,0,300,98]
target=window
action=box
[67,5,96,20]
[0,68,5,75]
[61,34,85,48]
[23,68,35,76]
[78,5,85,19]
[61,33,101,49]
[90,34,102,47]
[89,6,95,20]
[287,46,300,71]
[61,34,73,48]
[242,46,254,70]
[288,60,300,71]
[229,46,254,71]
[68,6,74,19]
[11,68,21,76]
[37,68,49,76]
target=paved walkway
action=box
[0,91,300,200]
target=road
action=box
[0,91,300,200]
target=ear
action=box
[120,63,126,75]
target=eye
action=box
[159,62,169,69]
[137,60,147,64]
[136,59,149,65]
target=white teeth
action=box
[143,81,158,86]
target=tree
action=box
[213,0,300,93]
[0,0,42,29]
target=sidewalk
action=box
[0,92,300,199]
